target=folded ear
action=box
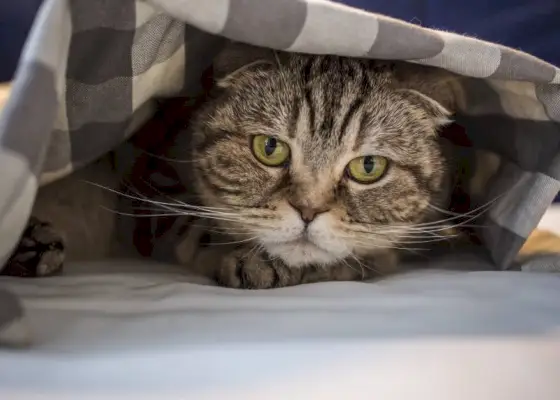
[396,88,452,127]
[212,41,279,88]
[392,61,463,125]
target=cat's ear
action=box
[396,88,452,127]
[212,42,279,88]
[392,61,463,127]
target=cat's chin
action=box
[264,240,348,268]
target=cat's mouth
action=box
[284,235,315,246]
[263,235,344,267]
[280,231,326,250]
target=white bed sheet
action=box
[1,258,560,400]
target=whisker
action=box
[125,178,234,213]
[246,243,264,260]
[359,193,503,238]
[204,236,259,246]
[187,224,255,236]
[99,206,249,224]
[138,149,203,164]
[339,235,427,252]
[350,254,377,277]
[354,242,427,252]
[372,210,488,236]
[425,190,507,218]
[392,236,460,245]
[86,180,232,215]
[86,182,191,212]
[100,208,186,218]
[341,257,365,280]
[411,194,502,228]
[342,227,458,243]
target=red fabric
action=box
[440,122,480,244]
[441,122,472,215]
[128,67,214,256]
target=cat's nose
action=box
[288,201,329,224]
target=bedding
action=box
[0,0,44,82]
[5,1,560,80]
[1,0,560,347]
[1,260,560,399]
[0,205,558,395]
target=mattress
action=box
[1,210,559,399]
[0,210,557,398]
[0,258,559,400]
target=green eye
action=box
[346,155,388,184]
[251,135,290,167]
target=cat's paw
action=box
[215,247,296,289]
[2,217,65,277]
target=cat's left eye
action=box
[346,155,388,184]
[251,135,290,167]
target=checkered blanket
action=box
[1,0,560,346]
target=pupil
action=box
[363,156,375,173]
[264,137,277,156]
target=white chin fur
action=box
[261,217,351,267]
[265,241,347,268]
[257,211,351,267]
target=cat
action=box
[2,43,465,289]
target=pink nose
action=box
[288,201,329,224]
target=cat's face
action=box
[189,54,452,268]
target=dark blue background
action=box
[1,0,559,201]
[339,0,560,66]
[0,0,43,82]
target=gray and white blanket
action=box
[1,0,559,346]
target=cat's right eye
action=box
[251,135,291,167]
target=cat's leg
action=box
[208,245,397,289]
[299,250,399,286]
[2,217,65,277]
[213,246,306,289]
[2,156,122,277]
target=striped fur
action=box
[167,45,460,288]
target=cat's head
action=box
[186,44,458,268]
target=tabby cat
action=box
[3,43,464,289]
